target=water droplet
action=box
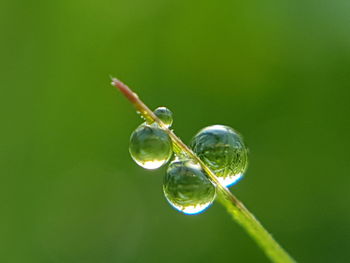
[129,124,173,169]
[163,159,216,214]
[190,125,248,187]
[154,107,173,127]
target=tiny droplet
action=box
[154,107,173,127]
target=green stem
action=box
[111,77,296,263]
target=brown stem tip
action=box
[110,77,139,104]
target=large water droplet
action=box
[163,159,216,214]
[129,124,173,169]
[154,107,173,127]
[190,125,248,187]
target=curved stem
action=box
[111,78,296,263]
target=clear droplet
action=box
[190,125,248,187]
[129,124,173,169]
[154,107,173,127]
[163,159,216,214]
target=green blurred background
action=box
[1,0,350,262]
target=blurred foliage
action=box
[1,0,350,262]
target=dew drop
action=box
[154,107,173,127]
[129,124,173,169]
[190,125,248,187]
[163,159,216,214]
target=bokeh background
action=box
[1,0,350,262]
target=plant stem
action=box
[111,78,296,263]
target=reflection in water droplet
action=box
[190,125,248,187]
[138,160,170,170]
[217,173,243,187]
[172,203,214,215]
[129,124,172,169]
[163,159,216,214]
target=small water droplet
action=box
[190,125,248,187]
[154,107,173,127]
[129,124,173,169]
[163,159,216,214]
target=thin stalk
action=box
[111,78,296,263]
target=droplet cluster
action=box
[129,107,248,215]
